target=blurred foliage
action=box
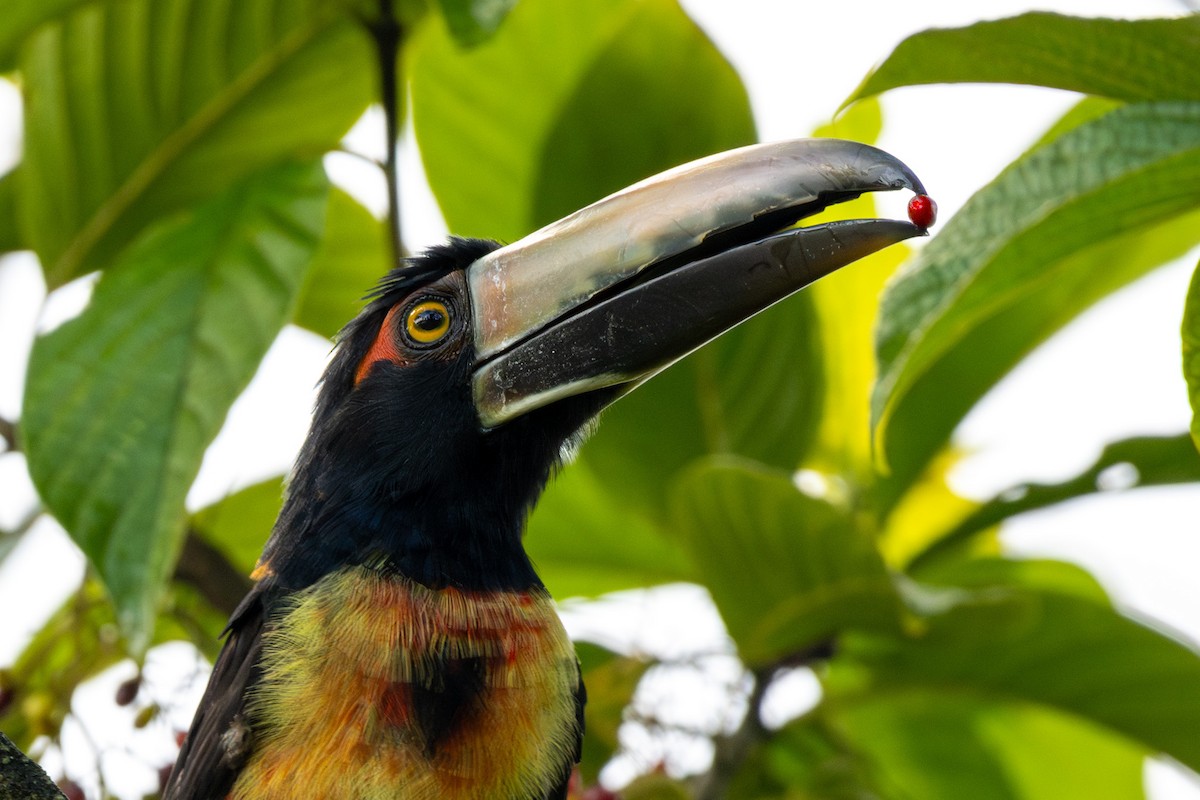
[1,2,1199,798]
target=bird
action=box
[162,138,927,800]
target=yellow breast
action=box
[231,566,579,800]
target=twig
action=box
[173,531,252,618]
[0,416,18,452]
[367,0,405,267]
[692,640,836,800]
[691,665,771,800]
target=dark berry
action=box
[115,676,140,706]
[0,687,13,715]
[57,778,85,800]
[158,763,174,791]
[907,194,937,229]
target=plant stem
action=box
[0,416,18,452]
[370,0,404,267]
[692,665,772,800]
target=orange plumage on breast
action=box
[230,566,579,800]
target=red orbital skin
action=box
[907,194,938,230]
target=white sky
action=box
[1,0,1198,796]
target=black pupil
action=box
[414,307,445,332]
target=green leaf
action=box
[23,161,327,650]
[872,102,1200,487]
[845,13,1200,108]
[190,476,285,575]
[435,0,518,47]
[1028,96,1124,153]
[294,188,389,339]
[831,588,1200,773]
[914,557,1110,606]
[804,100,910,480]
[911,434,1200,571]
[412,0,753,242]
[1185,262,1200,453]
[828,695,1147,799]
[525,458,692,599]
[0,169,21,253]
[0,0,93,71]
[574,641,651,782]
[669,458,900,665]
[18,0,371,286]
[573,288,824,523]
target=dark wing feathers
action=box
[163,585,268,800]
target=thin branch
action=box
[692,640,836,800]
[691,665,771,800]
[173,530,252,618]
[368,0,405,266]
[0,415,18,452]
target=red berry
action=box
[158,763,174,791]
[581,787,620,800]
[907,194,937,229]
[175,730,188,748]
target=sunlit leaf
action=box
[910,434,1200,571]
[830,588,1200,772]
[23,162,327,650]
[845,13,1200,108]
[18,0,370,286]
[803,99,910,481]
[1184,262,1200,453]
[873,103,1200,487]
[294,188,388,339]
[879,450,982,569]
[669,458,900,665]
[828,695,1147,799]
[435,0,518,46]
[190,476,285,576]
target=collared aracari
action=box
[163,139,927,800]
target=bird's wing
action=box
[163,584,268,800]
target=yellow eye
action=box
[405,299,451,345]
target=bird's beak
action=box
[468,138,927,429]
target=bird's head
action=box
[270,139,928,588]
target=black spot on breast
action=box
[411,655,489,757]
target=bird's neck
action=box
[261,455,547,593]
